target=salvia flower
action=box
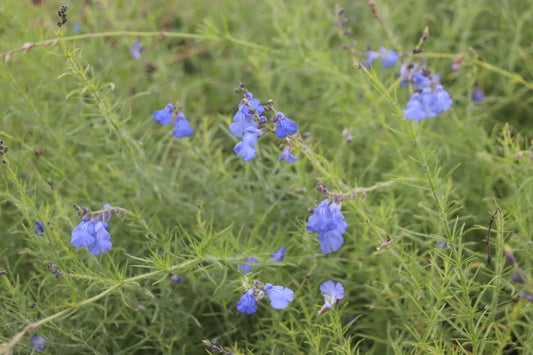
[238,257,259,275]
[347,315,358,326]
[402,92,426,121]
[34,221,44,236]
[432,85,453,113]
[320,280,344,308]
[274,112,297,138]
[229,92,264,137]
[169,274,184,283]
[30,334,46,351]
[153,103,174,125]
[271,246,287,262]
[279,146,298,163]
[233,126,263,161]
[520,291,533,303]
[364,50,380,69]
[403,86,453,121]
[504,245,516,265]
[172,112,194,138]
[510,269,527,284]
[236,289,258,314]
[306,200,348,254]
[263,283,294,309]
[229,106,257,138]
[472,87,485,103]
[71,204,113,256]
[379,47,399,68]
[131,40,143,59]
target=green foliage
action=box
[1,0,533,354]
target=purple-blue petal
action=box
[271,246,287,262]
[263,283,294,309]
[172,113,194,138]
[153,103,174,125]
[237,289,258,314]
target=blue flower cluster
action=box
[71,204,114,256]
[364,46,399,69]
[399,63,453,121]
[229,90,299,163]
[402,86,453,121]
[306,200,348,254]
[153,103,194,139]
[236,282,295,315]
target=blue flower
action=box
[511,270,527,284]
[34,221,44,236]
[153,103,174,125]
[306,200,348,254]
[364,50,380,68]
[229,106,257,137]
[238,257,259,274]
[73,23,81,33]
[379,47,398,68]
[237,289,258,314]
[263,283,294,309]
[271,246,287,262]
[274,112,297,138]
[419,87,438,118]
[233,126,263,161]
[169,274,184,283]
[30,334,46,351]
[402,92,426,121]
[432,85,453,114]
[279,146,298,163]
[131,40,143,59]
[520,291,533,303]
[439,240,448,249]
[71,204,113,256]
[347,315,358,326]
[229,92,264,137]
[472,87,485,103]
[320,280,344,309]
[172,112,194,138]
[244,92,264,116]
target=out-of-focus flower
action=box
[131,40,143,59]
[520,291,533,303]
[169,274,184,283]
[271,246,287,262]
[30,335,46,351]
[472,88,485,103]
[238,257,259,275]
[379,47,398,68]
[279,146,298,163]
[34,221,44,236]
